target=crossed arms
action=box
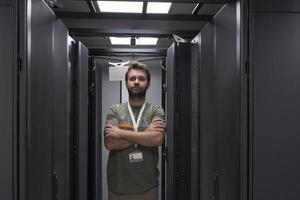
[104,118,166,150]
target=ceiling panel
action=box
[62,19,207,31]
[50,0,227,55]
[197,4,225,15]
[74,36,175,48]
[52,1,90,12]
[74,36,109,48]
[169,3,198,14]
[157,38,175,47]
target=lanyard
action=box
[127,102,146,148]
[127,102,146,132]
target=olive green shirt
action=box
[105,102,165,194]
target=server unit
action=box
[249,1,300,199]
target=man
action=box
[104,61,166,200]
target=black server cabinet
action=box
[0,2,17,200]
[52,19,72,200]
[250,7,300,200]
[27,1,74,200]
[195,23,217,200]
[166,42,198,200]
[213,3,241,200]
[27,1,55,200]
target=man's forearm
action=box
[117,129,164,147]
[105,138,133,150]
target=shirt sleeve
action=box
[152,105,165,123]
[105,105,119,126]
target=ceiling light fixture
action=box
[136,37,158,45]
[97,1,143,13]
[109,37,131,45]
[146,2,172,14]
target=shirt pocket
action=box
[118,115,134,130]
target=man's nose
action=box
[134,78,139,83]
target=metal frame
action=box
[0,0,19,200]
[192,3,204,15]
[61,0,230,3]
[142,1,147,14]
[69,28,199,38]
[94,59,103,200]
[56,12,213,21]
[89,48,166,56]
[239,1,250,200]
[161,59,167,200]
[18,0,29,200]
[86,0,96,13]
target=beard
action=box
[127,86,147,98]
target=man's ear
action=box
[147,81,150,89]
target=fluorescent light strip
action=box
[136,37,158,45]
[97,1,143,13]
[109,37,131,45]
[146,2,172,14]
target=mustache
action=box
[130,86,143,89]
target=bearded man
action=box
[104,61,166,200]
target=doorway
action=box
[89,56,167,200]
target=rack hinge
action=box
[245,60,249,75]
[52,171,58,200]
[162,147,167,161]
[17,57,22,74]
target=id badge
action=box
[129,150,143,163]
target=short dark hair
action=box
[125,61,151,82]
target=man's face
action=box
[126,69,150,97]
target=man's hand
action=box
[104,124,121,139]
[104,124,133,150]
[146,118,166,134]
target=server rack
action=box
[166,42,198,200]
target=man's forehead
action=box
[128,69,147,77]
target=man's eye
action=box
[129,77,136,81]
[138,77,146,81]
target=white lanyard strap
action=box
[127,102,146,132]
